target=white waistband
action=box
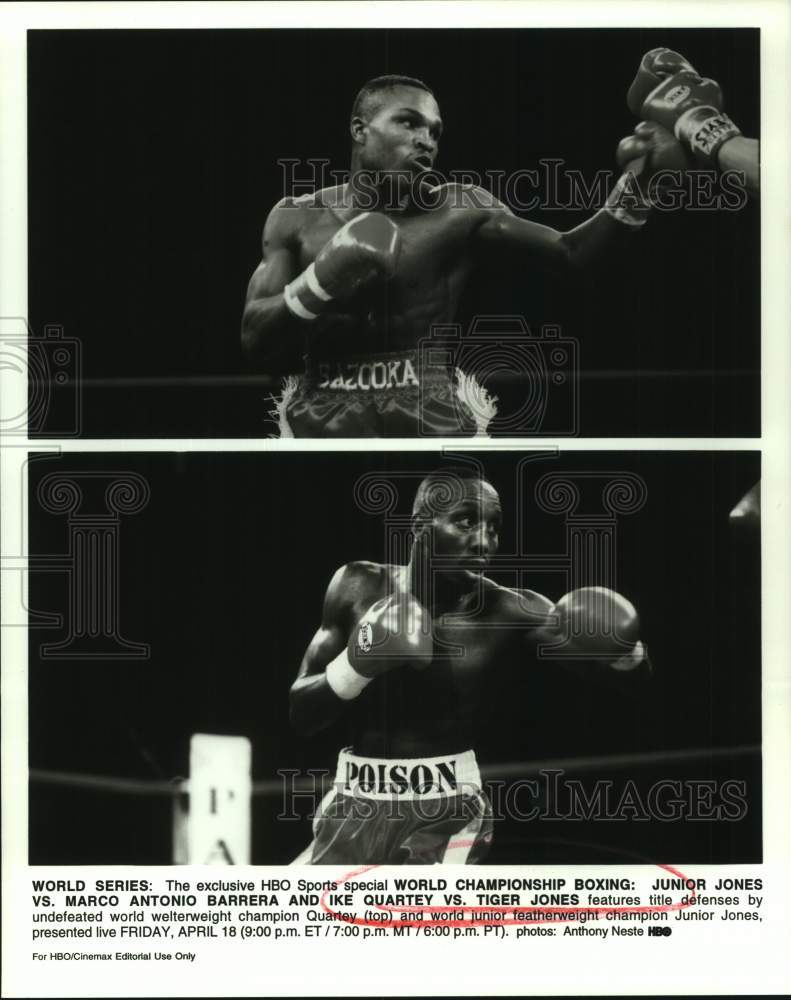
[334,747,481,801]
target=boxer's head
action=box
[411,467,501,578]
[350,75,441,182]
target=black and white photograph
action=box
[3,2,790,997]
[26,27,759,438]
[28,450,760,866]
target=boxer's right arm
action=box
[290,561,432,735]
[289,564,358,736]
[241,206,401,368]
[241,198,306,367]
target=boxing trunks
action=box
[293,748,493,865]
[267,351,497,438]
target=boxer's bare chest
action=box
[297,204,478,306]
[352,610,526,757]
[431,614,522,683]
[345,576,531,704]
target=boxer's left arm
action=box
[524,587,652,678]
[472,122,687,271]
[533,630,653,688]
[474,197,641,273]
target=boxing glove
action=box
[549,586,640,662]
[627,47,699,115]
[627,48,741,166]
[325,592,433,700]
[616,121,691,176]
[607,121,691,220]
[283,212,401,321]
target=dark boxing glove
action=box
[283,212,401,321]
[548,586,644,668]
[325,592,433,700]
[607,121,691,220]
[627,48,741,166]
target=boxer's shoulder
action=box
[263,195,306,244]
[488,582,554,622]
[269,185,344,220]
[421,184,510,240]
[314,184,350,209]
[432,182,506,214]
[273,184,331,206]
[326,560,391,613]
[336,558,389,582]
[280,184,349,213]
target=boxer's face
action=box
[353,86,442,176]
[428,480,501,578]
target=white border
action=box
[2,2,790,996]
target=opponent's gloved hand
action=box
[607,121,691,221]
[627,47,698,114]
[627,48,741,166]
[325,592,433,700]
[283,212,401,321]
[543,586,646,670]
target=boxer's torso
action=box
[288,184,486,362]
[336,561,552,758]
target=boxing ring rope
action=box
[29,741,760,864]
[29,742,760,798]
[47,369,758,391]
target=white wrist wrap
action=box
[611,639,646,672]
[325,649,372,701]
[283,281,318,320]
[605,174,648,227]
[304,262,332,302]
[283,262,333,321]
[675,107,740,161]
[605,203,648,228]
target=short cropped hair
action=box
[412,466,494,521]
[351,74,435,122]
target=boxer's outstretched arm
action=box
[289,564,360,736]
[475,199,641,274]
[241,199,305,367]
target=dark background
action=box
[28,450,761,863]
[27,28,760,438]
